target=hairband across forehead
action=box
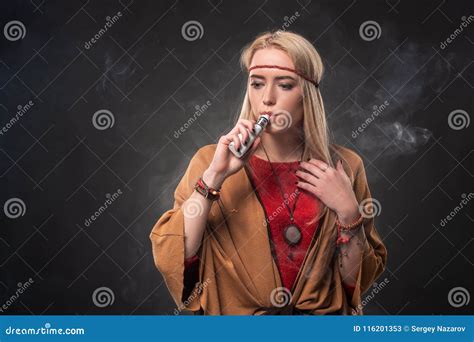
[248,64,319,87]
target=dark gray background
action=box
[0,0,472,315]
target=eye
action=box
[279,83,294,90]
[250,82,264,89]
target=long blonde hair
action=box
[237,30,338,168]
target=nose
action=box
[262,84,276,106]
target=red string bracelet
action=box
[335,214,363,246]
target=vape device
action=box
[228,114,270,158]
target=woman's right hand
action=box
[203,118,262,188]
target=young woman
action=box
[150,31,387,315]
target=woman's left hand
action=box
[296,159,359,224]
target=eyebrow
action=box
[249,74,296,81]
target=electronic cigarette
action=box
[228,114,270,158]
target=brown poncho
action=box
[150,144,387,315]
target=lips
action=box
[259,111,273,116]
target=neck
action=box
[256,127,305,162]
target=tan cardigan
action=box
[150,143,387,315]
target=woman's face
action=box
[248,48,304,133]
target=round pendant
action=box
[284,224,302,246]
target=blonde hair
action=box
[237,30,340,167]
[237,30,345,223]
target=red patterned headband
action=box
[248,64,319,87]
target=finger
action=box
[219,135,233,146]
[336,160,347,176]
[231,133,241,151]
[307,158,330,172]
[236,123,250,144]
[229,125,239,135]
[296,179,318,196]
[295,169,320,187]
[224,133,240,150]
[299,161,325,179]
[238,119,255,132]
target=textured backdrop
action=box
[0,0,472,315]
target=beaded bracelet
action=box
[194,177,221,201]
[335,213,364,231]
[335,214,363,246]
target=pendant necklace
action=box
[261,144,304,261]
